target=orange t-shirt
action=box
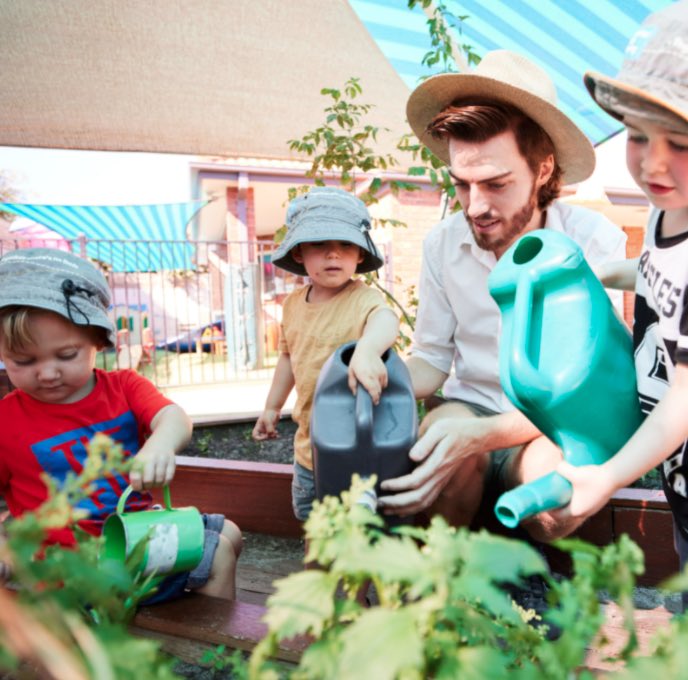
[279,279,389,469]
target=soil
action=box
[185,419,297,465]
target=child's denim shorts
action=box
[292,461,316,522]
[141,512,225,605]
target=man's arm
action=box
[130,404,192,490]
[379,408,541,515]
[406,355,448,399]
[594,257,639,292]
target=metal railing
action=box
[0,236,393,388]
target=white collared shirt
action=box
[411,201,628,413]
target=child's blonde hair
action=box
[0,306,108,354]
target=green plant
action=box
[408,0,481,74]
[0,434,180,679]
[286,77,417,206]
[200,645,249,678]
[240,476,654,679]
[197,430,214,455]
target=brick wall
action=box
[225,187,256,241]
[382,188,443,306]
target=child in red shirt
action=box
[0,248,242,602]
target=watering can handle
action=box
[510,274,552,401]
[116,484,172,514]
[355,387,374,450]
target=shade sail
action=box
[0,201,209,272]
[350,0,672,145]
[0,1,410,159]
[0,0,672,162]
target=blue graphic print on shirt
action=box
[30,410,142,521]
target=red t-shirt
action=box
[0,369,173,544]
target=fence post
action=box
[77,233,87,258]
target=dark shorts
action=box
[141,512,225,605]
[292,461,316,522]
[426,397,526,538]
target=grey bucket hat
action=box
[271,187,384,276]
[585,1,688,131]
[0,248,115,346]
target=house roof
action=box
[0,0,411,159]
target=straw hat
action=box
[584,1,688,131]
[406,50,595,184]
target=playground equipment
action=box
[488,231,643,528]
[311,341,417,522]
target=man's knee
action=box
[429,450,491,527]
[509,437,582,542]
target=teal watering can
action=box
[488,230,642,528]
[311,341,418,522]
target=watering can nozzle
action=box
[494,472,573,528]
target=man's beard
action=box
[467,182,539,254]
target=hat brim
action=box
[272,223,383,277]
[0,293,115,347]
[584,70,688,129]
[406,72,595,185]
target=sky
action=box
[0,146,194,206]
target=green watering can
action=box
[101,485,204,577]
[488,230,642,528]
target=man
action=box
[378,50,627,543]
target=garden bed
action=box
[186,419,296,465]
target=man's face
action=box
[448,130,553,259]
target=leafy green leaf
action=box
[264,570,338,638]
[337,608,424,680]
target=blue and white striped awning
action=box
[350,0,673,145]
[0,201,209,272]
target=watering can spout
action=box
[494,472,572,528]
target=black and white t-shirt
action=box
[633,209,688,534]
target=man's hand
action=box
[348,341,388,405]
[130,444,176,491]
[378,416,486,515]
[253,409,281,441]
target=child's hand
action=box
[348,343,389,405]
[253,410,280,441]
[130,444,176,491]
[552,460,617,520]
